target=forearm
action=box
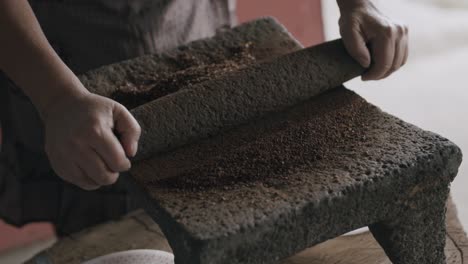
[0,0,87,118]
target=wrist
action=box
[34,76,90,121]
[337,0,371,11]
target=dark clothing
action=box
[0,0,235,234]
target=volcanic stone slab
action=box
[78,18,463,264]
[79,18,304,161]
[80,18,363,161]
[125,88,461,264]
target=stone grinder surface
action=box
[81,19,363,161]
[80,18,462,264]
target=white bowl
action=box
[82,249,174,264]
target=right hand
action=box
[42,89,141,190]
[337,0,409,80]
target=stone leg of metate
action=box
[369,184,450,264]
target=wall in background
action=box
[237,0,324,47]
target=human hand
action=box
[337,0,409,80]
[41,89,141,190]
[0,0,139,190]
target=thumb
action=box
[113,104,141,158]
[341,26,371,68]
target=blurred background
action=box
[1,0,467,262]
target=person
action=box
[0,0,408,234]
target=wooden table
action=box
[27,197,468,264]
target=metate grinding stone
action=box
[80,19,363,161]
[79,18,303,161]
[79,18,462,264]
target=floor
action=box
[25,198,468,264]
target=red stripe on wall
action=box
[236,0,325,47]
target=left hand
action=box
[337,0,409,80]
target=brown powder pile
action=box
[152,89,373,192]
[111,42,256,109]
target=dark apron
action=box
[0,0,235,235]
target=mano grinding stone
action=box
[79,18,462,264]
[81,18,364,161]
[127,38,364,161]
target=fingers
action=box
[91,126,131,173]
[402,27,409,66]
[49,153,100,190]
[43,93,136,191]
[381,41,401,79]
[383,25,409,79]
[338,1,409,81]
[77,145,119,186]
[113,104,141,158]
[362,27,395,81]
[340,23,371,68]
[402,41,409,66]
[75,164,101,191]
[363,23,408,81]
[48,128,123,190]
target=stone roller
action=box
[129,39,366,161]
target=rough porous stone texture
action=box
[125,88,462,264]
[81,18,363,161]
[79,18,463,264]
